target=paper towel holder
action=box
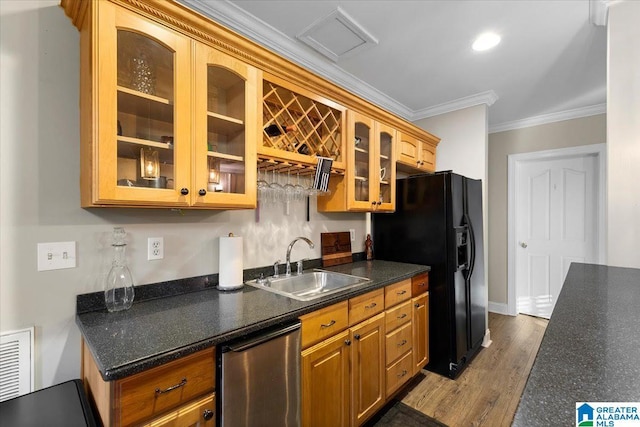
[218,233,244,291]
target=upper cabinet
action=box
[71,0,258,208]
[397,132,436,173]
[193,44,257,208]
[317,111,396,212]
[62,0,439,210]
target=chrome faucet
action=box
[286,237,314,276]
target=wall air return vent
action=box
[297,7,378,62]
[0,327,34,402]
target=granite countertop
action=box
[77,260,429,381]
[513,263,640,426]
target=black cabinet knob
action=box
[203,409,214,421]
[345,339,351,346]
[376,201,382,205]
[354,334,361,340]
[180,188,189,195]
[199,189,206,196]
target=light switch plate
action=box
[349,229,356,242]
[37,241,76,271]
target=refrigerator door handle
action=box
[464,213,476,279]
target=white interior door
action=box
[515,154,598,318]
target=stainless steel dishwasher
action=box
[218,321,301,427]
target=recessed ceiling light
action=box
[472,32,501,52]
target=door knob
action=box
[519,242,528,248]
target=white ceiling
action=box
[181,0,608,132]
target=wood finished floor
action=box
[398,313,548,427]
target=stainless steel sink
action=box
[245,269,371,301]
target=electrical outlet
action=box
[349,229,356,242]
[37,241,76,271]
[147,237,164,260]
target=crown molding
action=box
[411,90,499,121]
[489,103,606,133]
[179,0,413,119]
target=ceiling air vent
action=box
[297,7,378,62]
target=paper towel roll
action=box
[219,235,243,290]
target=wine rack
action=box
[260,75,345,171]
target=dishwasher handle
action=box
[225,322,301,352]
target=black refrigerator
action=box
[373,172,486,379]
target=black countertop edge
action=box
[512,263,640,426]
[77,260,429,381]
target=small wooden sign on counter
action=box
[321,232,352,267]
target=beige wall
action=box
[487,115,606,305]
[0,1,366,390]
[606,1,640,268]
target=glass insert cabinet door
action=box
[376,123,396,211]
[94,2,191,206]
[193,44,257,208]
[352,117,374,209]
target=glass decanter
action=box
[104,227,135,312]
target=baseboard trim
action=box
[482,329,492,348]
[488,301,511,315]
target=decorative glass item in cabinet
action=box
[130,49,156,95]
[116,30,175,189]
[206,65,246,194]
[104,227,135,313]
[140,147,160,180]
[262,80,342,161]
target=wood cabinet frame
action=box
[62,0,439,210]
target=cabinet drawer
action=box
[115,347,215,427]
[349,288,384,326]
[385,279,412,308]
[300,301,349,349]
[385,321,413,365]
[385,300,412,332]
[385,350,414,398]
[143,393,215,426]
[411,272,429,297]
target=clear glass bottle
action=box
[104,227,135,312]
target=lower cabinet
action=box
[143,393,216,427]
[350,313,386,426]
[412,292,429,375]
[301,331,351,427]
[300,273,429,427]
[81,343,215,427]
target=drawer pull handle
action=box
[320,320,336,328]
[397,314,407,319]
[398,339,407,346]
[419,282,426,287]
[365,303,377,309]
[396,290,407,295]
[397,369,408,378]
[203,409,214,421]
[155,378,187,395]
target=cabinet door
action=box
[419,143,436,172]
[301,331,350,427]
[397,133,420,167]
[93,1,191,206]
[375,122,396,212]
[351,313,385,426]
[412,293,429,375]
[348,111,376,210]
[193,43,257,208]
[143,394,215,427]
